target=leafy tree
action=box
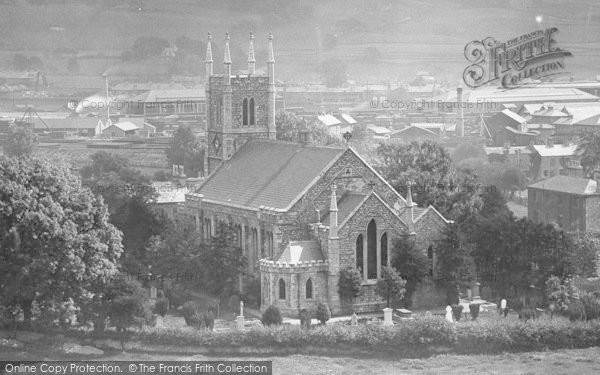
[81,151,168,273]
[2,127,37,157]
[375,266,406,307]
[338,267,362,303]
[577,132,600,176]
[131,36,170,59]
[435,224,474,298]
[105,277,149,332]
[0,156,123,323]
[391,238,430,307]
[149,221,246,296]
[165,126,204,177]
[470,216,579,298]
[275,111,341,146]
[566,233,599,278]
[377,141,483,222]
[317,58,347,88]
[497,167,527,197]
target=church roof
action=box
[276,240,324,264]
[321,192,367,225]
[196,140,345,210]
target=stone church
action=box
[184,32,450,316]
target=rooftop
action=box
[528,175,598,195]
[276,240,324,264]
[195,140,345,210]
[531,144,578,157]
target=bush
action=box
[154,297,169,317]
[165,284,191,310]
[518,308,536,321]
[204,310,215,331]
[580,292,600,321]
[469,303,480,320]
[451,304,463,321]
[261,305,282,326]
[182,301,200,326]
[316,302,331,325]
[109,296,146,332]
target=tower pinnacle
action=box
[248,31,256,75]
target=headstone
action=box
[500,299,507,309]
[236,315,245,330]
[150,287,157,299]
[240,301,244,317]
[350,313,358,326]
[473,282,481,299]
[445,305,454,323]
[467,288,472,300]
[383,308,393,326]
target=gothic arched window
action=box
[249,97,255,125]
[367,219,377,279]
[278,279,286,300]
[381,232,388,268]
[305,279,313,299]
[242,98,248,125]
[356,234,363,274]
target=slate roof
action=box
[577,114,600,126]
[528,175,598,195]
[196,140,345,210]
[321,192,367,225]
[276,240,324,263]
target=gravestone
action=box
[150,287,157,299]
[350,313,358,326]
[383,308,393,326]
[236,301,245,330]
[445,305,454,323]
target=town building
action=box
[528,175,600,232]
[530,143,581,179]
[183,32,450,316]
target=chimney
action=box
[546,138,554,148]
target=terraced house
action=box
[184,32,450,315]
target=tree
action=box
[577,132,600,176]
[275,111,341,146]
[451,143,486,163]
[0,156,123,323]
[391,238,430,307]
[148,221,246,295]
[81,151,167,273]
[165,126,204,177]
[2,127,37,157]
[317,58,347,88]
[338,267,362,304]
[377,141,483,222]
[375,266,406,307]
[435,224,474,299]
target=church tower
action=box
[204,32,277,175]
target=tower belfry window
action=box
[249,97,255,125]
[242,98,248,125]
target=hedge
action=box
[56,316,600,356]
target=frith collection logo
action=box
[463,27,572,89]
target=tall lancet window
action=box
[249,97,255,125]
[356,234,363,273]
[242,98,248,125]
[217,97,223,125]
[367,219,377,279]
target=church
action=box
[184,32,450,316]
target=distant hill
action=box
[1,0,599,84]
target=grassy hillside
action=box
[1,0,599,84]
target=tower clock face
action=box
[212,134,221,153]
